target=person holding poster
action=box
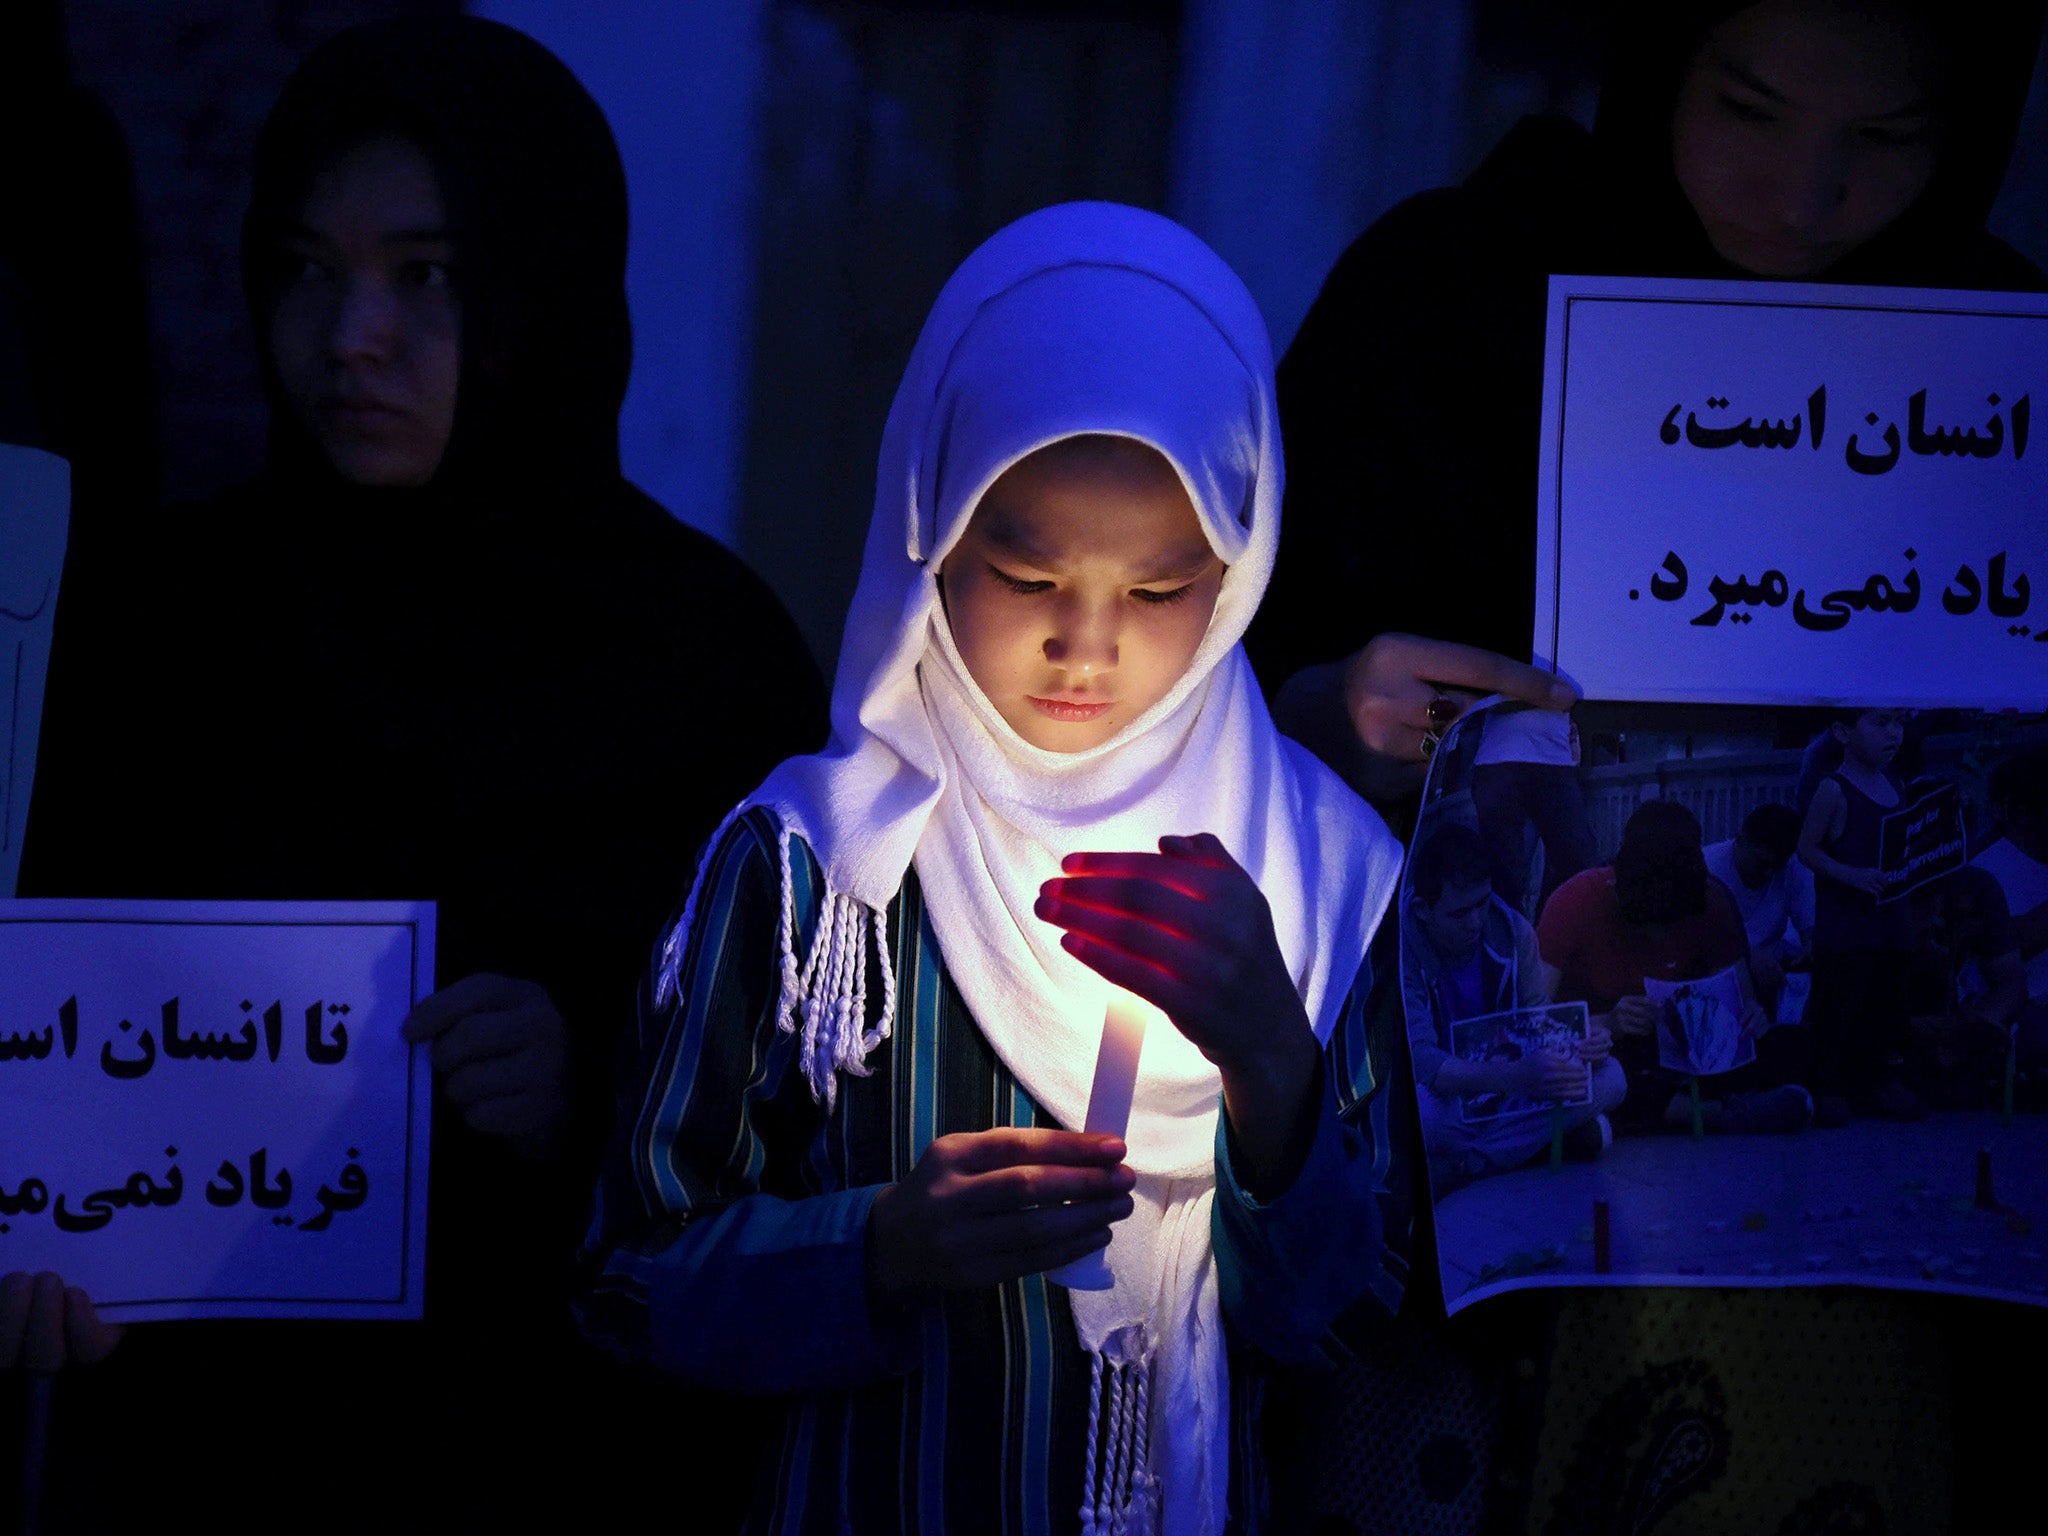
[1403,821,1625,1188]
[1974,748,2048,1086]
[1704,803,1815,1010]
[1252,0,2045,781]
[1799,707,1926,1122]
[1905,865,2028,1108]
[10,18,825,1532]
[1257,1,2045,1527]
[579,203,1409,1536]
[1539,800,1803,1135]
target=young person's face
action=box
[1832,708,1906,768]
[940,439,1225,753]
[269,136,461,487]
[1670,0,1941,277]
[1415,878,1493,967]
[1732,835,1788,888]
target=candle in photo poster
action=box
[1048,989,1152,1291]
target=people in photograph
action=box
[1469,706,1599,918]
[1540,799,1812,1135]
[1905,866,2028,1110]
[1704,802,1815,1013]
[1798,708,1924,1124]
[578,203,1408,1535]
[9,17,826,1532]
[1404,820,1624,1190]
[1971,747,2048,1093]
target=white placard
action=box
[0,900,434,1320]
[1533,275,2048,706]
[1,444,70,897]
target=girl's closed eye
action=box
[1132,583,1197,606]
[1716,93,1776,124]
[988,564,1052,595]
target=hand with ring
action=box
[1420,693,1460,759]
[1343,633,1578,768]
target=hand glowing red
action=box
[1035,832,1308,1081]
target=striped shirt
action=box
[578,809,1407,1534]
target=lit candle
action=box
[1048,991,1150,1291]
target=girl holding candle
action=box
[579,201,1409,1535]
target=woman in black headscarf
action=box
[1250,0,2045,761]
[12,17,824,1531]
[1251,5,2046,1531]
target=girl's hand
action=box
[1036,833,1307,1082]
[1577,1023,1614,1064]
[1037,834,1325,1195]
[865,1130,1134,1306]
[1843,866,1892,898]
[0,1272,124,1371]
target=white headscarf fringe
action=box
[655,804,896,1114]
[1081,1325,1160,1536]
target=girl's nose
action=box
[1043,601,1117,675]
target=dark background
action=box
[33,0,2048,666]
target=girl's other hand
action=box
[865,1130,1134,1306]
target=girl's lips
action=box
[1029,696,1113,722]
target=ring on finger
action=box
[1424,693,1460,730]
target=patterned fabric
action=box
[1524,1290,1951,1535]
[577,809,1409,1535]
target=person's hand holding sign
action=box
[1274,635,1579,802]
[1036,832,1320,1198]
[402,974,570,1147]
[0,1271,123,1371]
[1509,1049,1590,1103]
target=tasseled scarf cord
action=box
[654,809,896,1111]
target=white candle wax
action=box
[1048,992,1149,1291]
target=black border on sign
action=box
[0,914,427,1311]
[1546,291,2048,682]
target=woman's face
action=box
[1671,0,1942,277]
[269,136,461,487]
[939,438,1225,753]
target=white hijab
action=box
[661,202,1401,1535]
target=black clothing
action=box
[1252,5,2048,1529]
[18,18,824,1533]
[0,0,159,545]
[1249,1,2048,687]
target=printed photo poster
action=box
[0,900,435,1320]
[1407,696,2048,1315]
[1878,781,1968,905]
[1,444,70,897]
[1648,965,1755,1077]
[1450,1003,1594,1124]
